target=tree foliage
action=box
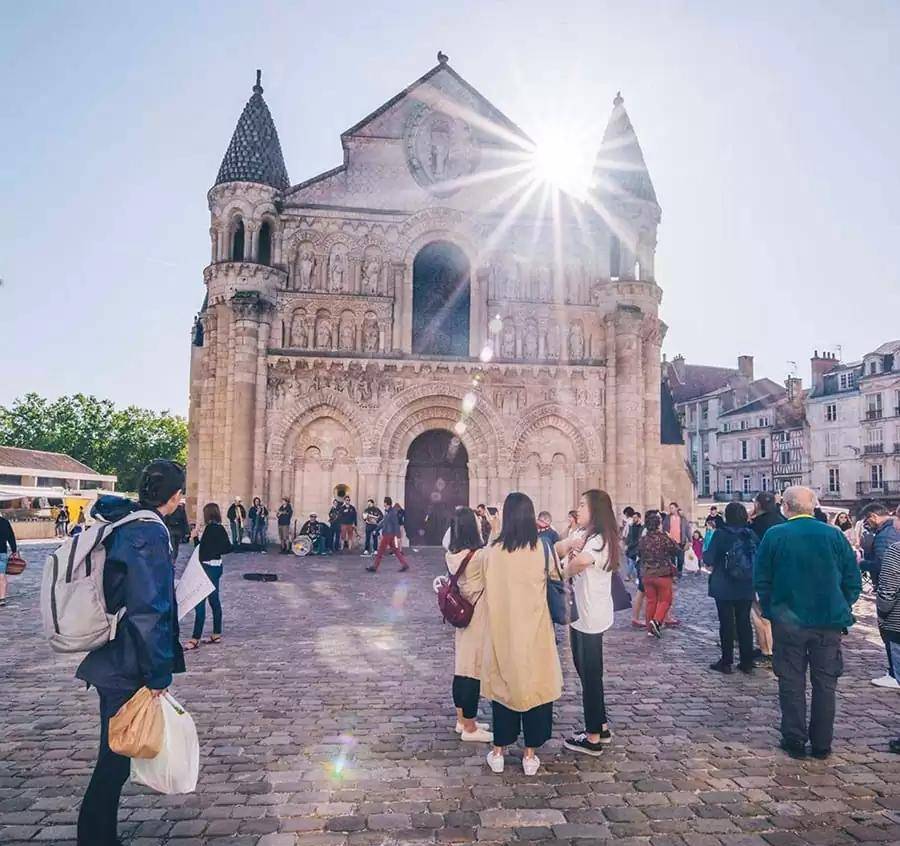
[0,393,188,492]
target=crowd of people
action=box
[11,452,896,845]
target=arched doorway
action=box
[404,429,469,545]
[412,241,470,356]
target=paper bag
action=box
[109,687,164,759]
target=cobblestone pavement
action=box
[2,543,899,846]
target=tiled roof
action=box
[0,446,106,476]
[215,72,289,190]
[665,363,739,404]
[869,339,900,356]
[592,93,658,205]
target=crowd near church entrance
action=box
[412,241,471,357]
[404,429,469,545]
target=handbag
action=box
[5,552,26,576]
[610,570,632,612]
[543,539,578,625]
[437,550,477,628]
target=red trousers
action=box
[372,533,409,569]
[643,575,673,627]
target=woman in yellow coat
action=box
[481,492,563,775]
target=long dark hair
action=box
[203,502,222,524]
[493,492,538,552]
[138,459,185,509]
[581,489,621,572]
[725,501,749,527]
[448,507,483,553]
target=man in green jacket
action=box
[754,486,861,760]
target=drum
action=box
[292,536,313,556]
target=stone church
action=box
[187,55,686,542]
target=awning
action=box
[0,486,68,500]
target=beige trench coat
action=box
[446,548,488,679]
[480,543,563,712]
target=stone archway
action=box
[412,241,470,356]
[403,429,469,546]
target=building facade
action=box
[187,59,683,541]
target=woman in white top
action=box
[555,489,621,756]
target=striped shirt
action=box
[877,541,900,643]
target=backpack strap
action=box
[448,550,476,587]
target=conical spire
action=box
[215,70,290,190]
[592,92,657,205]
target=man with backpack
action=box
[67,459,187,846]
[754,486,861,760]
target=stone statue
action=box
[523,323,538,360]
[504,261,519,299]
[315,317,333,350]
[339,321,355,351]
[362,320,379,353]
[500,322,516,358]
[546,322,561,360]
[568,323,585,360]
[298,248,316,290]
[361,257,381,295]
[329,250,347,292]
[429,120,451,179]
[291,312,309,348]
[536,265,552,301]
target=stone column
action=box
[229,296,264,504]
[642,317,663,513]
[246,223,258,262]
[251,303,273,500]
[604,313,617,502]
[210,228,219,263]
[357,457,382,511]
[614,308,643,510]
[399,264,413,352]
[209,303,231,505]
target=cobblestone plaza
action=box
[2,545,899,846]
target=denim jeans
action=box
[192,564,223,639]
[251,519,267,547]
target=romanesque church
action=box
[187,55,688,542]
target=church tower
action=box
[187,71,289,518]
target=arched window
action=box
[412,241,470,356]
[609,233,621,279]
[231,219,245,261]
[258,221,272,265]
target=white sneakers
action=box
[486,750,540,774]
[486,750,505,773]
[455,721,489,734]
[461,727,493,743]
[871,674,900,689]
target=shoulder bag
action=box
[543,538,578,625]
[437,550,477,628]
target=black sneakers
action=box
[564,733,605,756]
[709,660,733,674]
[779,739,807,759]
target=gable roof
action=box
[720,392,784,418]
[665,362,739,404]
[341,59,532,144]
[0,446,107,477]
[215,71,290,190]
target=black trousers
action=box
[452,675,480,720]
[772,623,843,752]
[570,628,607,732]
[715,599,754,668]
[365,525,381,553]
[491,700,553,749]
[77,687,138,846]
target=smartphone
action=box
[487,506,498,516]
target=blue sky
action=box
[2,1,898,415]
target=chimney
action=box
[671,353,686,381]
[785,376,803,401]
[810,349,837,391]
[737,355,754,380]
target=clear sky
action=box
[2,1,898,415]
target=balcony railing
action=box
[713,490,761,503]
[856,480,900,496]
[895,442,900,454]
[864,408,884,420]
[864,443,885,455]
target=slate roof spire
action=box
[214,70,290,190]
[592,91,657,206]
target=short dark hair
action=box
[724,501,748,527]
[623,506,635,518]
[384,496,393,507]
[645,512,662,532]
[755,491,778,513]
[814,507,829,523]
[203,502,222,524]
[137,459,185,508]
[634,511,642,519]
[669,501,679,508]
[449,507,483,553]
[860,501,891,519]
[568,509,578,520]
[493,492,538,552]
[709,506,719,512]
[477,503,486,510]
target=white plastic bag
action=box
[684,548,700,573]
[130,693,199,794]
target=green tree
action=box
[0,393,188,492]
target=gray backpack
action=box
[40,510,168,653]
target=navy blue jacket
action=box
[76,496,185,692]
[704,525,758,601]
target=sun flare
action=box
[530,130,594,199]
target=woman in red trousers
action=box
[637,512,680,638]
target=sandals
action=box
[184,639,201,650]
[204,635,222,644]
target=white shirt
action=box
[568,529,614,635]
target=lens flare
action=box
[479,344,494,362]
[462,392,477,413]
[454,420,467,436]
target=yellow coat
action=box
[446,548,488,680]
[480,542,563,712]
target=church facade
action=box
[188,57,677,542]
